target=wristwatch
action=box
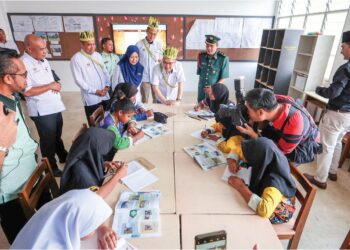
[176,98,182,101]
[0,146,9,157]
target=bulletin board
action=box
[7,13,273,62]
[185,16,274,61]
[7,14,95,60]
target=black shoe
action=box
[328,173,337,181]
[53,168,63,177]
[58,152,68,164]
[304,173,327,189]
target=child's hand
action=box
[207,134,220,141]
[228,176,245,188]
[146,109,154,117]
[115,161,128,178]
[194,105,200,111]
[127,123,138,135]
[139,107,146,113]
[133,130,145,142]
[227,158,240,173]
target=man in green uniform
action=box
[197,34,229,102]
[101,37,119,82]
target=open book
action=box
[137,121,171,139]
[185,109,215,120]
[112,191,161,239]
[121,158,158,192]
[221,166,252,185]
[183,143,227,171]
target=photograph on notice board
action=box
[50,44,62,57]
[47,32,60,44]
[35,31,47,41]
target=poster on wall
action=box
[241,18,273,48]
[32,16,64,32]
[13,31,32,42]
[63,16,94,32]
[10,15,34,31]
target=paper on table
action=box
[190,130,217,146]
[121,160,158,192]
[117,238,137,250]
[221,166,252,185]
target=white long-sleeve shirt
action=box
[0,40,19,53]
[70,50,110,106]
[111,64,125,91]
[135,38,162,83]
[21,52,65,117]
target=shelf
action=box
[266,48,281,51]
[289,85,304,93]
[294,69,309,76]
[259,81,274,90]
[298,52,313,57]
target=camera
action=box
[216,76,248,127]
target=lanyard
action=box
[142,39,157,63]
[159,64,177,89]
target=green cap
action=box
[205,34,220,45]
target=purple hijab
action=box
[118,45,144,87]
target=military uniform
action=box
[197,50,229,102]
[101,51,119,81]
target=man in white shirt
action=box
[136,16,163,103]
[0,29,19,54]
[151,46,184,105]
[70,31,110,121]
[22,34,67,177]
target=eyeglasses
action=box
[8,71,28,79]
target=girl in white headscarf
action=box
[10,189,112,249]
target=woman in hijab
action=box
[111,45,144,92]
[194,83,230,113]
[11,189,113,249]
[228,137,296,224]
[199,83,243,141]
[60,127,127,198]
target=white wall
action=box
[2,0,277,92]
[329,7,350,82]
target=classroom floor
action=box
[0,92,349,249]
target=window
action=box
[276,0,350,80]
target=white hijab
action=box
[11,189,112,249]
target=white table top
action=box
[108,152,176,214]
[175,152,254,215]
[305,91,328,104]
[81,214,180,249]
[181,214,283,249]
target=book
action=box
[121,158,158,192]
[183,143,227,171]
[112,191,161,239]
[136,121,171,138]
[185,109,215,120]
[221,166,252,185]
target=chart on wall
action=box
[8,14,94,60]
[185,16,273,61]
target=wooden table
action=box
[175,152,254,215]
[304,91,328,123]
[181,214,283,249]
[81,214,180,249]
[107,152,176,214]
[82,103,283,249]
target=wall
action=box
[329,7,350,82]
[2,0,277,92]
